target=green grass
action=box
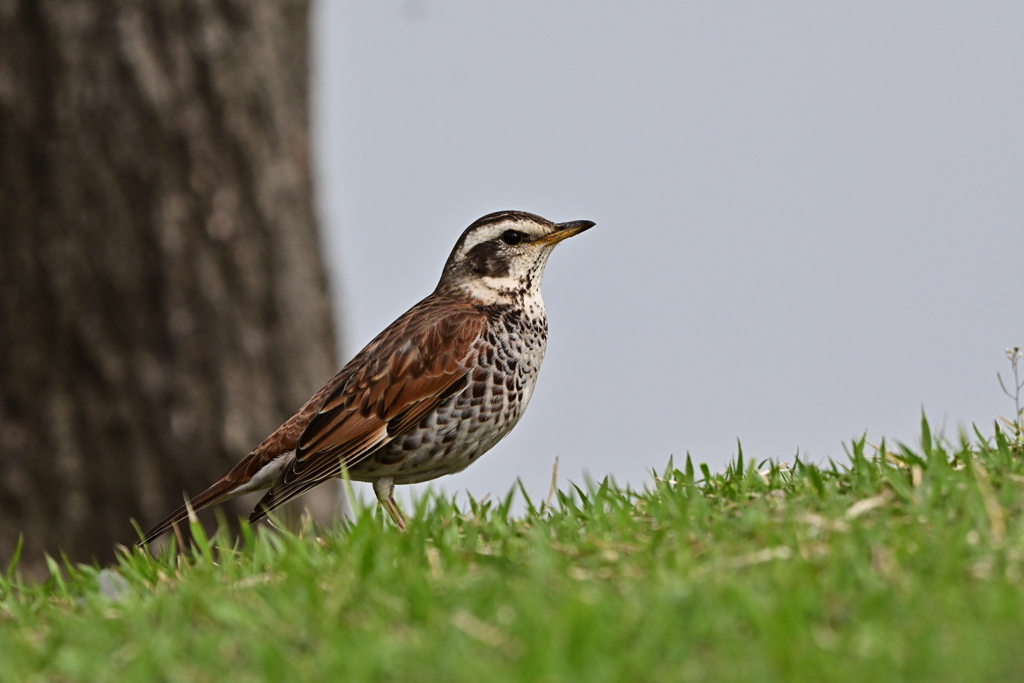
[4,417,1024,682]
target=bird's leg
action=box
[373,477,407,531]
[385,494,408,531]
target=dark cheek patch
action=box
[465,241,511,278]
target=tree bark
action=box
[0,0,338,571]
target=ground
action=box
[2,417,1024,682]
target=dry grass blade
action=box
[846,491,892,519]
[971,458,1006,547]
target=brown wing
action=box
[248,295,487,521]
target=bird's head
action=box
[436,211,594,305]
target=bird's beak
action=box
[536,220,596,246]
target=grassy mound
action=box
[3,418,1024,682]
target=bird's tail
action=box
[247,477,325,524]
[135,479,239,548]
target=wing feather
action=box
[249,295,487,522]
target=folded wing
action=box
[249,296,487,522]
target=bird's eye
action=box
[500,230,522,245]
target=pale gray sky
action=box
[310,2,1024,503]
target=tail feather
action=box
[247,478,324,524]
[136,479,239,547]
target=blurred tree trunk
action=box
[0,0,340,571]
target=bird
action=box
[138,210,594,545]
